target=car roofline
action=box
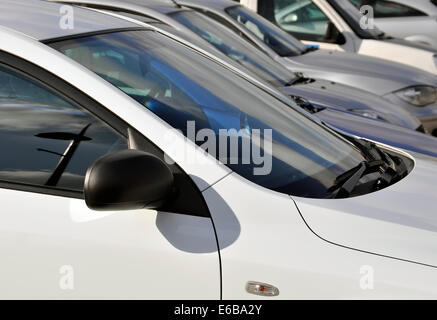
[54,7,327,128]
[41,26,147,44]
[175,0,281,58]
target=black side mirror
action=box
[84,149,174,211]
[325,22,346,44]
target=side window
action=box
[349,0,426,18]
[271,0,335,42]
[0,64,127,193]
[194,9,259,46]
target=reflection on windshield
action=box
[50,30,365,198]
[0,64,127,191]
[226,5,307,57]
[170,10,294,86]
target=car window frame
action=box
[363,0,427,18]
[0,50,210,217]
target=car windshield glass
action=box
[226,5,307,57]
[50,30,366,199]
[170,10,294,86]
[328,0,383,38]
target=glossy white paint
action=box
[0,26,231,192]
[204,171,437,299]
[0,188,219,299]
[357,39,437,74]
[294,153,437,268]
[302,40,344,51]
[242,0,437,75]
[312,0,437,75]
[1,11,437,300]
[0,26,222,299]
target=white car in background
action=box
[348,0,437,48]
[241,0,437,75]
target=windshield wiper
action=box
[285,72,313,86]
[290,95,325,114]
[328,137,409,198]
[328,160,383,198]
[376,31,393,40]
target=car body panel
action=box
[50,0,432,133]
[170,0,437,132]
[357,38,437,75]
[0,188,220,299]
[376,16,437,49]
[1,0,437,300]
[315,108,437,158]
[0,0,136,41]
[349,0,437,48]
[0,19,228,298]
[204,170,437,299]
[286,48,437,95]
[0,22,233,191]
[294,153,437,268]
[240,0,437,74]
[279,79,422,130]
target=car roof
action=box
[388,0,437,16]
[176,0,238,11]
[49,0,187,15]
[0,0,140,41]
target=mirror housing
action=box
[325,22,346,44]
[84,149,174,211]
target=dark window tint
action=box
[349,0,426,17]
[169,10,294,86]
[226,5,306,56]
[260,0,338,42]
[0,64,127,192]
[329,0,383,39]
[50,30,367,199]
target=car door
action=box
[354,0,437,47]
[256,0,347,50]
[0,53,220,299]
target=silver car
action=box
[164,0,437,135]
[241,0,437,75]
[49,0,437,135]
[348,0,437,48]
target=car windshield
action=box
[328,0,384,39]
[169,10,295,86]
[50,29,366,198]
[226,4,307,57]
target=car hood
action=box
[279,78,421,130]
[316,108,437,158]
[294,151,437,268]
[283,49,437,95]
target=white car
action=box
[1,0,437,299]
[241,0,437,75]
[349,0,437,48]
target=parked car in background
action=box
[348,0,437,48]
[150,0,437,135]
[55,0,434,136]
[240,0,437,76]
[3,0,437,299]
